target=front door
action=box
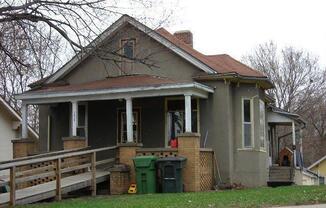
[165,98,199,147]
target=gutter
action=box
[193,73,274,89]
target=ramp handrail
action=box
[0,145,118,206]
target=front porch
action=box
[7,76,217,204]
[35,95,205,152]
[17,76,214,152]
[267,105,306,186]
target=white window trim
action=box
[241,98,254,149]
[116,107,141,144]
[259,100,266,150]
[120,111,139,143]
[77,102,88,145]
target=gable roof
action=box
[0,96,39,139]
[308,155,326,170]
[31,14,269,88]
[156,28,266,78]
[40,15,220,86]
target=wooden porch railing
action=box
[0,146,117,206]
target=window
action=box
[242,98,253,148]
[259,100,266,148]
[166,99,198,146]
[77,103,88,137]
[121,39,135,59]
[118,108,140,143]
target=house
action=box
[0,96,38,176]
[15,15,306,188]
[308,155,326,178]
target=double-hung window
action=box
[117,108,140,143]
[242,98,253,148]
[76,103,88,138]
[259,100,266,149]
[121,39,135,59]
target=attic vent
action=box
[173,30,193,48]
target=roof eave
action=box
[308,155,326,170]
[193,73,274,89]
[0,97,39,139]
[16,82,214,104]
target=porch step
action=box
[268,166,294,184]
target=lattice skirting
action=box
[199,150,215,191]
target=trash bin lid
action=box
[133,156,158,167]
[156,156,187,162]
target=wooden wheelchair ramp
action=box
[0,169,109,206]
[0,146,117,207]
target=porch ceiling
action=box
[16,75,214,104]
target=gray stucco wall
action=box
[63,24,202,85]
[231,84,268,187]
[199,80,234,185]
[199,81,268,187]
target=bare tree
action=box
[0,21,62,130]
[243,41,326,112]
[0,0,176,69]
[243,41,326,139]
[0,0,177,131]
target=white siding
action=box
[0,107,17,176]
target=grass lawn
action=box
[19,185,326,208]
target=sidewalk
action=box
[275,204,326,208]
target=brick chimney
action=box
[173,30,193,47]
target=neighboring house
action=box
[308,155,326,177]
[0,96,38,175]
[16,15,305,187]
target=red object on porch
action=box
[170,138,178,148]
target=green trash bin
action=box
[133,156,157,194]
[156,157,186,193]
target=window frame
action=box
[117,107,141,144]
[120,38,136,59]
[242,98,254,149]
[76,102,88,141]
[259,99,266,149]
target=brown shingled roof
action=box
[28,74,182,93]
[156,28,266,78]
[205,54,265,77]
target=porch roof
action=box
[16,75,214,104]
[267,105,305,126]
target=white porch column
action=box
[126,98,133,142]
[71,101,78,136]
[292,121,297,167]
[21,103,28,138]
[300,128,303,162]
[185,94,192,133]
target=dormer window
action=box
[121,39,135,59]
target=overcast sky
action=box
[166,0,326,66]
